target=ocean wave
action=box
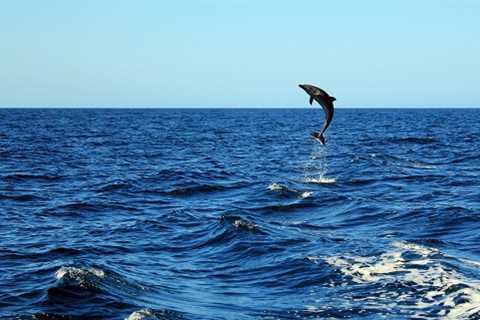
[3,109,480,319]
[350,152,439,169]
[54,266,106,289]
[390,174,446,182]
[126,308,184,320]
[304,176,336,184]
[2,173,63,182]
[165,184,228,196]
[258,305,377,319]
[161,181,246,196]
[267,182,284,192]
[2,247,85,261]
[347,174,445,186]
[148,168,236,183]
[96,181,132,193]
[299,191,314,198]
[12,313,89,320]
[41,201,140,215]
[220,214,263,233]
[387,136,437,144]
[267,183,313,198]
[411,160,436,169]
[0,148,11,156]
[50,265,145,300]
[186,228,237,251]
[55,266,105,280]
[254,200,318,213]
[325,241,480,318]
[0,193,45,201]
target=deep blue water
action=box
[1,108,480,319]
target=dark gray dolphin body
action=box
[299,84,336,145]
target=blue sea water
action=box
[1,108,480,319]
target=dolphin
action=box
[298,84,336,145]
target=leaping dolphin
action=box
[299,84,336,145]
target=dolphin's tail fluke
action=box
[311,132,326,145]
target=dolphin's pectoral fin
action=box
[309,96,314,105]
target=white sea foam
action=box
[300,191,314,198]
[412,161,435,169]
[126,309,155,320]
[267,182,284,191]
[324,241,480,318]
[267,182,313,198]
[306,255,321,263]
[55,266,105,280]
[126,308,179,320]
[304,176,336,184]
[233,219,257,231]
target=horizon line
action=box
[0,106,479,109]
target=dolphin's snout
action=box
[299,84,308,91]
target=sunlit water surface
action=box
[1,108,479,319]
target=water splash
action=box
[324,241,480,319]
[304,142,336,184]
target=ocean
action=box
[1,108,479,319]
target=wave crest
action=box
[55,267,105,290]
[126,308,183,320]
[325,241,480,318]
[304,177,336,184]
[267,183,314,198]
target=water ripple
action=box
[1,108,480,319]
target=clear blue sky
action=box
[1,0,479,107]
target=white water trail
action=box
[304,142,336,184]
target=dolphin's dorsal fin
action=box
[309,96,314,105]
